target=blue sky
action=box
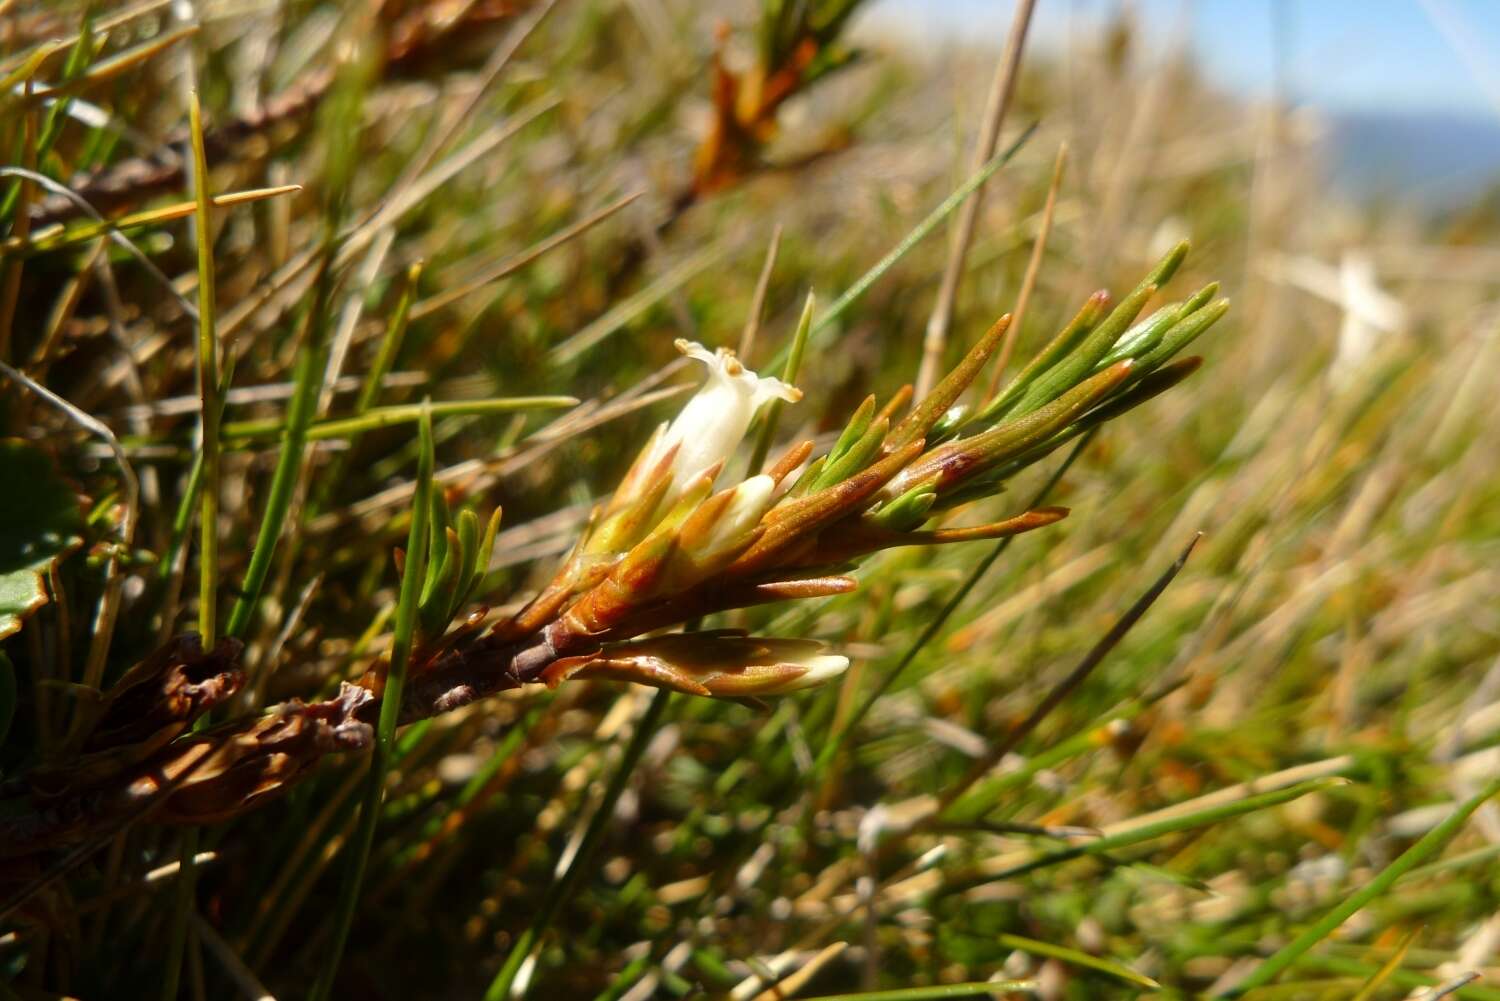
[869,1,1500,118]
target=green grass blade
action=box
[0,19,93,224]
[307,260,421,518]
[590,953,653,1001]
[940,711,1143,824]
[189,92,221,648]
[766,122,1038,371]
[747,290,814,474]
[812,428,1092,779]
[311,404,436,1001]
[799,984,1038,1001]
[162,88,224,1001]
[994,932,1158,989]
[1217,777,1500,997]
[937,534,1200,818]
[0,40,67,95]
[25,25,197,104]
[220,396,578,443]
[355,261,422,416]
[486,689,672,1000]
[548,243,730,364]
[1349,927,1419,1001]
[223,259,334,640]
[1298,955,1500,1001]
[944,777,1342,897]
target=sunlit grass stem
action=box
[311,405,436,1001]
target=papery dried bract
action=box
[25,634,244,798]
[150,684,374,824]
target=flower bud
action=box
[766,650,850,693]
[676,475,776,568]
[542,633,850,697]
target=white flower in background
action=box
[1263,250,1406,390]
[648,340,801,495]
[1332,251,1406,389]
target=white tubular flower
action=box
[649,340,801,496]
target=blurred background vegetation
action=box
[2,0,1499,998]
